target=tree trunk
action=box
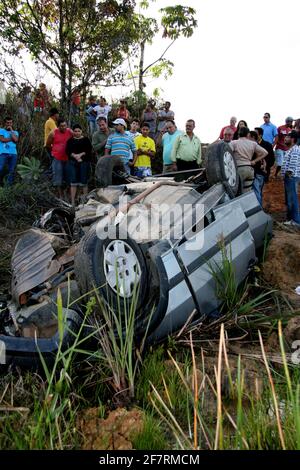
[138,39,146,94]
[58,0,68,116]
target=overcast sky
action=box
[8,0,300,142]
[130,0,300,142]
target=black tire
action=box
[95,155,125,187]
[205,141,239,198]
[74,224,149,319]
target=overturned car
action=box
[0,143,272,367]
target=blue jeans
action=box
[0,153,18,185]
[284,174,300,223]
[89,120,97,136]
[52,158,69,187]
[253,174,266,206]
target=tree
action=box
[132,2,197,94]
[0,0,140,113]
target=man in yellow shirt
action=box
[44,107,59,145]
[133,122,156,177]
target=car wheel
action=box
[206,142,239,198]
[95,155,125,187]
[74,224,148,314]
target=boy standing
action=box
[133,122,156,177]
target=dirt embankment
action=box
[261,175,300,307]
[263,176,300,222]
[263,229,300,308]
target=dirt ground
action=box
[263,175,300,222]
[263,230,300,308]
[261,174,300,308]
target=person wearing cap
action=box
[104,118,137,174]
[274,117,293,177]
[281,130,300,227]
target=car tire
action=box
[206,141,239,198]
[95,155,125,187]
[74,224,149,315]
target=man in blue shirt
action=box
[0,116,19,185]
[105,118,137,175]
[158,120,182,172]
[260,113,278,146]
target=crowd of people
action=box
[217,114,300,226]
[0,91,299,226]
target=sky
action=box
[128,0,300,142]
[5,0,300,142]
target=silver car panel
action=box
[149,198,258,343]
[213,191,272,249]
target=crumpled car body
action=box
[0,144,272,368]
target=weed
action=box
[132,412,169,450]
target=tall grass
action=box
[148,322,300,450]
[88,277,155,405]
[0,287,100,449]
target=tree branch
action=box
[142,38,176,75]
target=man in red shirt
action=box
[46,118,73,198]
[219,116,237,140]
[274,116,293,176]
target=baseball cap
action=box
[286,116,294,123]
[112,118,127,128]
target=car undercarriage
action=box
[0,142,272,368]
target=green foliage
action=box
[0,0,140,106]
[149,332,300,450]
[132,413,169,450]
[17,156,42,181]
[160,6,197,39]
[0,181,65,228]
[131,2,197,92]
[136,346,166,406]
[150,59,174,80]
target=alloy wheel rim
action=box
[103,240,141,298]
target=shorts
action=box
[275,149,285,167]
[68,160,90,186]
[52,158,69,187]
[133,167,152,178]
